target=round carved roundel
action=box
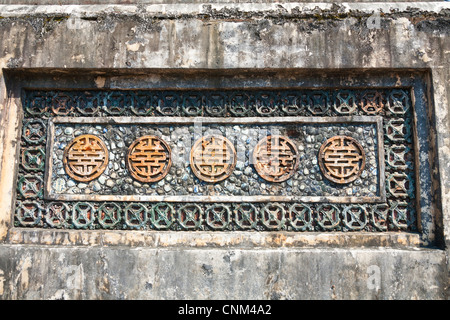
[252,135,299,182]
[126,135,172,183]
[318,135,366,184]
[63,134,109,182]
[190,135,237,183]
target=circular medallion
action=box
[190,135,236,183]
[126,135,172,183]
[318,135,366,184]
[252,135,299,182]
[63,134,108,182]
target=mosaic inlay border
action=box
[15,88,417,232]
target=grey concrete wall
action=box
[0,2,449,299]
[0,245,446,299]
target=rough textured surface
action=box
[0,245,446,300]
[49,122,378,198]
[0,2,449,299]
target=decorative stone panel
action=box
[15,87,417,232]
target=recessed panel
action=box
[45,116,384,203]
[15,88,417,232]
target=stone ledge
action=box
[7,228,424,248]
[0,0,443,4]
[0,2,448,18]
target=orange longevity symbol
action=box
[190,136,237,183]
[63,134,109,182]
[253,135,299,182]
[318,135,366,184]
[127,136,172,183]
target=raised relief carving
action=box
[318,135,365,184]
[252,135,299,182]
[190,136,236,183]
[63,134,108,182]
[126,135,172,183]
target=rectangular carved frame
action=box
[3,69,441,248]
[45,115,385,204]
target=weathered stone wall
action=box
[0,2,449,300]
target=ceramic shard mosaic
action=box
[15,88,417,232]
[46,118,383,203]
